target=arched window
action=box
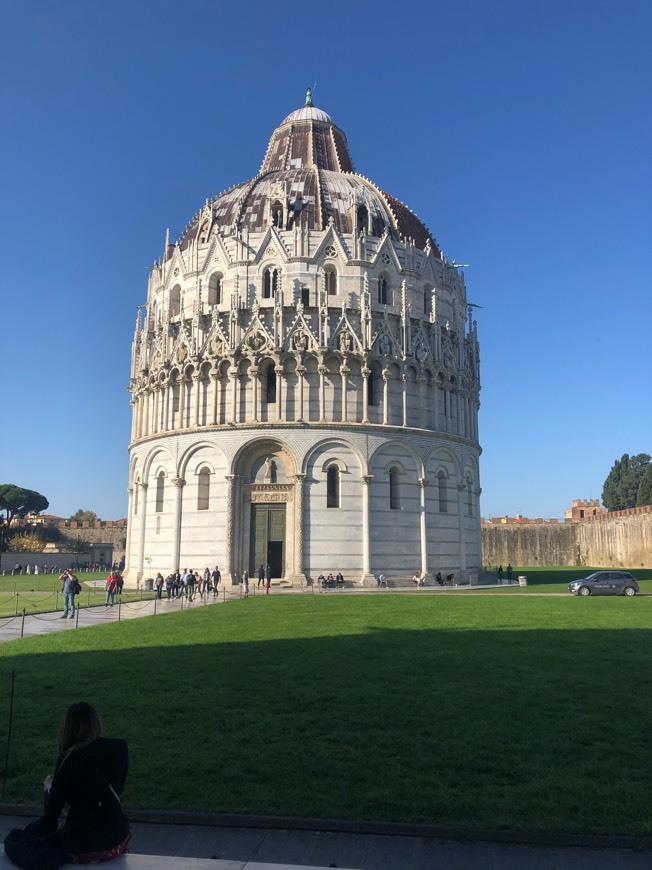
[326,465,340,508]
[424,284,433,316]
[378,275,389,305]
[263,267,279,299]
[170,284,181,318]
[438,471,447,513]
[208,273,222,306]
[389,467,401,510]
[265,363,276,403]
[301,285,310,307]
[271,201,284,228]
[357,204,368,233]
[155,472,165,512]
[198,468,210,511]
[367,370,375,406]
[325,266,337,296]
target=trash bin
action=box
[518,575,528,587]
[145,577,154,591]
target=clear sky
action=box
[1,0,650,521]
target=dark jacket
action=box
[44,737,129,854]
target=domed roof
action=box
[179,92,438,253]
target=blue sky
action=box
[1,0,650,521]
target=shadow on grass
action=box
[0,602,650,837]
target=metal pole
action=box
[154,596,157,616]
[75,605,80,628]
[118,600,121,622]
[15,595,18,616]
[1,670,17,799]
[20,609,26,638]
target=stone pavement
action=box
[1,811,651,869]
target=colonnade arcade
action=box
[131,352,479,444]
[125,434,480,585]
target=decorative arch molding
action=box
[301,435,366,477]
[232,436,300,479]
[320,457,348,474]
[178,440,229,478]
[142,446,176,480]
[382,459,407,476]
[369,438,423,476]
[426,445,463,480]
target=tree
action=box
[0,484,49,525]
[69,509,99,523]
[602,453,651,511]
[636,464,652,507]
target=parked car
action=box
[568,571,639,596]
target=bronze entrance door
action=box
[250,505,285,579]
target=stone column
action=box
[297,366,305,421]
[193,373,201,426]
[417,376,426,428]
[361,367,370,424]
[136,483,148,586]
[360,474,376,586]
[171,476,185,569]
[382,370,390,426]
[130,400,137,441]
[288,473,306,584]
[211,370,219,425]
[457,483,467,582]
[163,380,170,431]
[278,371,286,422]
[124,487,134,579]
[340,364,349,422]
[418,477,431,581]
[229,367,237,424]
[251,367,260,423]
[224,474,236,582]
[401,373,408,427]
[318,364,327,421]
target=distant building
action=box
[564,499,606,522]
[125,93,482,586]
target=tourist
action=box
[186,570,196,601]
[59,569,78,619]
[105,571,118,606]
[154,573,164,599]
[165,573,174,599]
[436,572,444,586]
[241,569,249,598]
[201,567,210,596]
[336,572,344,586]
[115,571,124,596]
[498,565,504,582]
[506,563,513,583]
[211,565,221,595]
[3,701,131,868]
[257,564,265,587]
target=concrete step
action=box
[0,851,356,870]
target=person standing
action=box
[257,564,265,588]
[105,571,118,606]
[186,570,196,602]
[241,570,249,598]
[59,569,79,619]
[506,563,513,583]
[211,565,221,596]
[154,573,164,599]
[498,565,504,583]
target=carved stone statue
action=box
[264,456,274,482]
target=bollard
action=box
[88,589,91,607]
[21,609,26,638]
[223,588,226,602]
[75,606,80,628]
[180,595,183,611]
[154,596,157,616]
[118,600,121,621]
[15,595,19,616]
[56,590,59,611]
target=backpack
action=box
[74,580,82,595]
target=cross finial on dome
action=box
[305,87,313,107]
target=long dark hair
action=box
[58,702,103,753]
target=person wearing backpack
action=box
[105,571,118,606]
[59,569,78,620]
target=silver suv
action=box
[568,571,639,596]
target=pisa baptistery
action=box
[125,91,482,586]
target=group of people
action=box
[317,572,345,589]
[497,564,513,583]
[104,570,124,605]
[240,564,272,597]
[154,566,223,601]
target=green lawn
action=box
[482,565,652,594]
[0,572,155,617]
[0,594,650,836]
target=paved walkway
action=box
[1,811,650,869]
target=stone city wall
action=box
[482,507,651,568]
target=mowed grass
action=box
[0,572,155,617]
[482,566,652,594]
[0,594,650,836]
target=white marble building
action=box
[125,92,482,586]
